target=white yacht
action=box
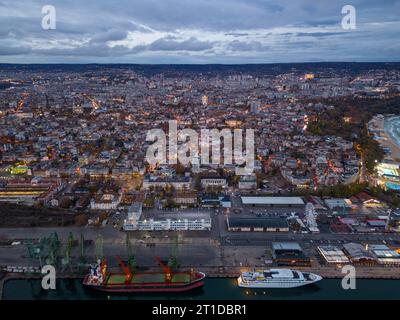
[238,269,322,289]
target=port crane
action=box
[78,233,86,269]
[26,232,60,268]
[125,233,136,273]
[167,233,180,271]
[95,234,103,261]
[61,232,74,271]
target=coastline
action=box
[370,115,400,161]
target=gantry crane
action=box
[76,233,88,271]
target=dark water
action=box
[3,278,400,300]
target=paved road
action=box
[1,223,400,269]
[222,231,400,246]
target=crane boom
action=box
[115,255,132,283]
[155,256,172,283]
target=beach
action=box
[369,115,400,161]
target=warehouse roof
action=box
[318,245,350,263]
[240,196,304,205]
[272,242,303,252]
[343,243,376,261]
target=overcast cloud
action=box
[0,0,399,63]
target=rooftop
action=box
[241,196,304,205]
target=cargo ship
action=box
[83,256,206,293]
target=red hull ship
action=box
[83,256,206,293]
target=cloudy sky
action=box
[0,0,399,63]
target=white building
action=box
[201,177,227,188]
[124,212,211,231]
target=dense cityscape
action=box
[1,0,400,308]
[1,64,400,299]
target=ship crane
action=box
[155,256,172,283]
[115,255,132,284]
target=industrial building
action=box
[240,196,305,208]
[318,245,350,264]
[369,244,400,265]
[238,174,257,189]
[343,243,377,265]
[201,194,231,208]
[324,198,352,211]
[227,217,289,232]
[0,178,64,205]
[271,242,311,266]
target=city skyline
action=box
[0,0,399,64]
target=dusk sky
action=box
[0,0,399,63]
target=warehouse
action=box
[227,217,289,232]
[369,244,400,265]
[240,196,305,208]
[324,198,352,211]
[271,242,311,266]
[318,245,350,264]
[343,243,377,265]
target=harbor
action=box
[3,276,400,300]
[1,226,400,299]
[2,263,400,300]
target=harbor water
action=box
[3,278,400,300]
